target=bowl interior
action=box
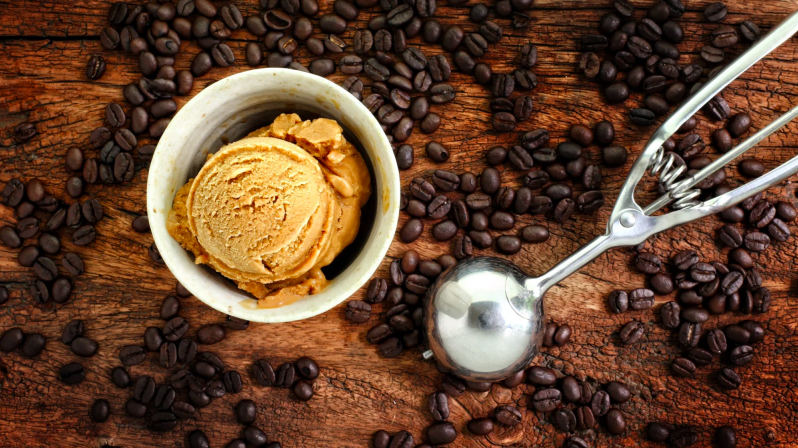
[147,69,398,323]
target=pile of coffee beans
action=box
[613,192,793,377]
[252,355,321,401]
[0,327,46,358]
[95,0,540,173]
[398,121,622,254]
[372,363,631,446]
[1,177,99,307]
[357,251,451,357]
[647,422,738,448]
[610,194,794,445]
[579,0,761,128]
[471,374,631,437]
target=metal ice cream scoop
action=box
[422,9,798,382]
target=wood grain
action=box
[2,0,798,447]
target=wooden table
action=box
[2,0,798,446]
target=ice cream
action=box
[167,113,371,308]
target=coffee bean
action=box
[28,280,49,304]
[365,278,388,303]
[174,339,197,364]
[163,317,189,342]
[681,306,709,324]
[524,366,554,387]
[679,321,701,348]
[0,226,22,249]
[712,25,738,48]
[123,398,147,418]
[58,362,85,385]
[620,320,644,345]
[0,327,25,352]
[671,357,696,378]
[424,391,451,422]
[737,19,762,42]
[730,345,754,366]
[491,404,522,425]
[197,324,226,345]
[750,200,776,228]
[69,336,98,358]
[635,252,661,274]
[86,55,106,80]
[87,398,111,423]
[153,385,177,412]
[397,217,425,243]
[736,158,766,180]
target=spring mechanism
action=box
[647,146,702,210]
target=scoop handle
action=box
[530,233,617,296]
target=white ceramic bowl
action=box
[147,68,399,323]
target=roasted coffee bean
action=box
[750,201,776,228]
[606,290,629,314]
[649,272,673,295]
[32,256,58,281]
[119,344,146,366]
[743,231,770,252]
[635,252,661,274]
[106,103,126,128]
[726,113,752,138]
[125,398,147,418]
[494,404,523,425]
[711,25,739,48]
[523,366,554,387]
[682,291,706,310]
[0,225,23,249]
[775,201,797,222]
[15,245,40,268]
[681,306,709,324]
[195,324,225,345]
[568,406,594,433]
[440,22,465,51]
[718,224,743,248]
[134,376,157,404]
[12,121,37,143]
[737,159,765,179]
[599,382,629,406]
[2,179,25,208]
[67,336,98,358]
[151,411,178,431]
[0,327,25,353]
[767,217,790,242]
[57,362,85,385]
[389,260,405,286]
[163,317,189,342]
[177,339,197,364]
[86,54,107,80]
[427,391,450,421]
[671,357,696,378]
[420,140,449,163]
[252,359,277,386]
[678,322,701,348]
[620,320,644,345]
[712,370,740,395]
[736,18,762,42]
[627,288,654,310]
[730,345,754,366]
[431,220,458,242]
[14,216,38,240]
[690,262,716,282]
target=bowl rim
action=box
[147,68,399,323]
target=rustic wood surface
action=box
[2,0,798,447]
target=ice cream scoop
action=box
[422,9,798,382]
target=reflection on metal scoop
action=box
[423,10,798,382]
